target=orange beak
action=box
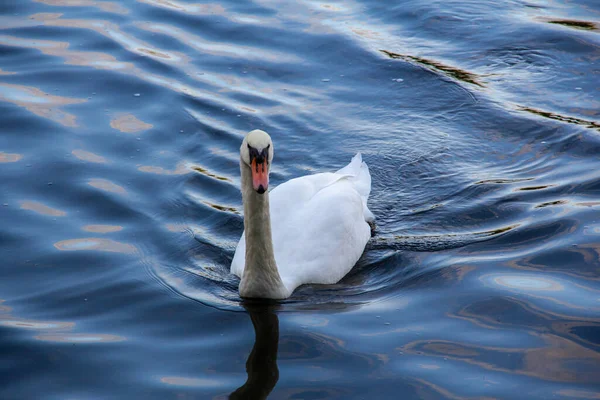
[251,159,269,194]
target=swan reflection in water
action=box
[230,302,280,400]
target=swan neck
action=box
[240,161,287,299]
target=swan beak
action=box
[251,159,269,194]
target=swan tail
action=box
[337,153,374,222]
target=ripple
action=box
[381,50,484,87]
[475,178,534,185]
[88,178,127,195]
[370,224,519,252]
[110,113,153,134]
[0,68,15,75]
[138,162,189,176]
[0,318,74,330]
[0,152,23,163]
[480,272,600,316]
[400,335,600,383]
[557,389,600,399]
[72,149,107,163]
[159,376,228,388]
[191,165,231,182]
[544,19,600,32]
[486,274,564,291]
[204,202,239,214]
[54,238,136,253]
[33,0,129,14]
[0,82,85,127]
[517,184,556,191]
[137,22,301,63]
[535,200,569,208]
[82,224,123,233]
[41,17,188,64]
[519,105,600,131]
[137,0,225,15]
[576,201,600,208]
[20,201,66,217]
[0,34,134,72]
[35,333,126,343]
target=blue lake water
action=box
[1,0,599,398]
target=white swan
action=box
[231,129,374,299]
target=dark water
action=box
[1,0,600,398]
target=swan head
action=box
[241,129,274,194]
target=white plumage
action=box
[231,152,373,296]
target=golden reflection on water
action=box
[506,248,600,281]
[0,152,23,163]
[576,201,600,208]
[138,162,189,176]
[110,113,153,134]
[0,33,134,72]
[72,149,107,163]
[83,224,123,233]
[557,389,600,399]
[136,22,301,63]
[418,364,441,370]
[351,27,381,40]
[0,68,15,75]
[401,335,600,384]
[0,32,225,108]
[487,274,564,292]
[41,17,188,63]
[0,318,74,331]
[54,238,136,253]
[445,295,600,383]
[35,333,125,343]
[34,0,129,14]
[159,376,225,388]
[411,377,481,400]
[481,273,600,315]
[0,82,85,127]
[0,300,125,344]
[164,223,188,233]
[137,0,225,14]
[20,200,67,217]
[88,178,127,194]
[524,333,600,383]
[29,12,63,21]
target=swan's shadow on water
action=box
[229,301,280,400]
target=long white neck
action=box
[239,160,288,299]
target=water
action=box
[1,0,599,398]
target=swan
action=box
[231,129,374,299]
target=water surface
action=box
[1,0,600,398]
